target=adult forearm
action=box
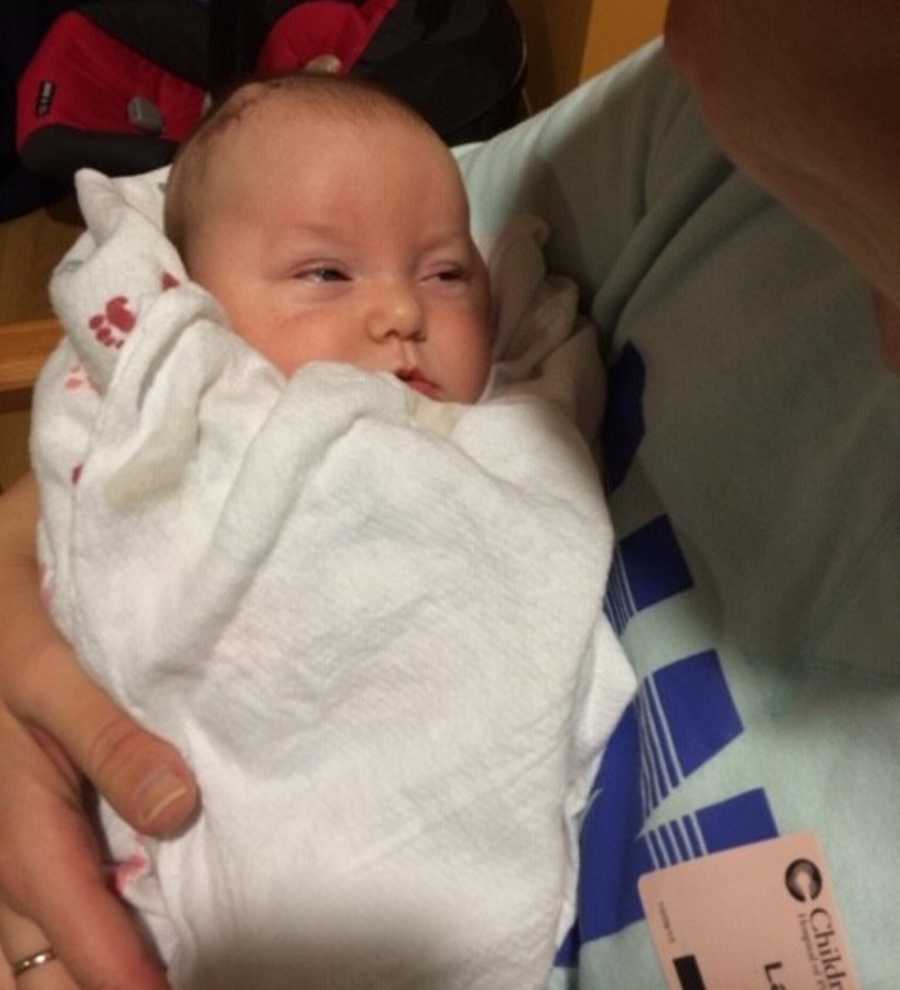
[0,473,39,565]
[0,473,67,675]
[0,473,197,988]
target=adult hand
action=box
[664,1,900,368]
[0,474,199,989]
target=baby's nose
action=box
[368,283,425,342]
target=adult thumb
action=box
[15,639,198,835]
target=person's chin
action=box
[874,290,900,373]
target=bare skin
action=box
[0,475,197,989]
[3,10,900,983]
[0,79,491,988]
[664,0,900,370]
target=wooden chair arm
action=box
[0,317,62,412]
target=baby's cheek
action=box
[458,327,494,402]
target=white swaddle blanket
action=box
[32,167,635,989]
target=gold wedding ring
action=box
[11,946,57,978]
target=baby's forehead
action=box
[214,79,427,137]
[168,78,468,246]
[210,89,453,179]
[198,85,308,154]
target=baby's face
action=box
[185,98,492,402]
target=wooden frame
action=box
[0,318,61,412]
[0,197,79,414]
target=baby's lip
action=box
[396,367,441,398]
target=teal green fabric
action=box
[458,40,900,989]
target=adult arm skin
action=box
[664,0,900,371]
[0,473,198,989]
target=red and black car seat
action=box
[1,1,79,219]
[14,0,526,190]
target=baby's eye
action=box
[296,267,349,283]
[431,267,467,283]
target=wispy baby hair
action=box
[163,72,435,265]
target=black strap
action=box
[208,0,249,96]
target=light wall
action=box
[510,0,595,112]
[581,0,668,79]
[511,0,667,110]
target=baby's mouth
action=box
[396,367,441,398]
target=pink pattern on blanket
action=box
[89,295,136,350]
[64,361,94,392]
[38,563,55,608]
[110,850,152,896]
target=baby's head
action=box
[165,73,492,402]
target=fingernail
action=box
[136,768,190,826]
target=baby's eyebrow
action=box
[418,230,474,253]
[283,221,346,240]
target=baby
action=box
[31,74,634,990]
[164,73,493,403]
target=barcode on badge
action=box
[673,955,707,990]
